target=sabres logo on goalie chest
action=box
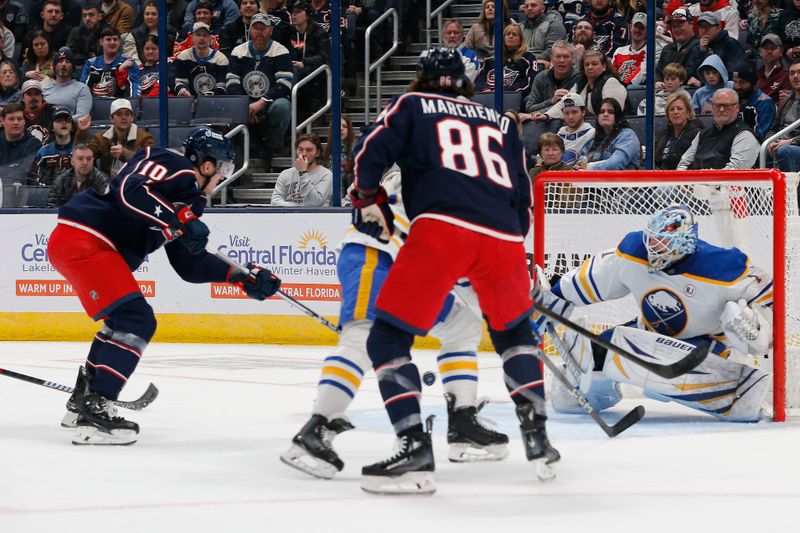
[641,288,688,337]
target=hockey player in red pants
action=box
[350,47,560,495]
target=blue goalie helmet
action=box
[183,128,236,179]
[643,205,698,272]
[417,46,468,89]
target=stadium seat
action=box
[139,97,194,126]
[471,92,524,112]
[191,96,251,128]
[148,126,203,150]
[17,186,50,208]
[626,87,647,112]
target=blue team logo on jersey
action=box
[640,288,688,337]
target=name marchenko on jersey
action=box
[419,97,510,133]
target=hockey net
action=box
[533,170,800,421]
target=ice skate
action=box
[72,392,139,446]
[446,393,509,462]
[280,415,353,479]
[61,366,118,428]
[516,403,560,482]
[361,416,436,495]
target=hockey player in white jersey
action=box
[280,168,509,480]
[537,204,772,421]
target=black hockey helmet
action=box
[416,46,468,90]
[183,127,236,179]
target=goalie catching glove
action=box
[532,265,574,334]
[349,186,394,243]
[162,203,210,254]
[720,299,771,357]
[228,263,282,301]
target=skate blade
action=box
[533,458,556,482]
[448,443,509,463]
[60,411,78,429]
[280,445,338,480]
[361,472,436,495]
[72,426,138,446]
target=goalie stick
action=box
[533,301,710,379]
[216,252,341,333]
[0,367,159,411]
[542,322,644,437]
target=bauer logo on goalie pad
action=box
[642,288,688,337]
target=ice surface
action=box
[1,342,798,532]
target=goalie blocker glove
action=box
[349,186,394,243]
[228,262,282,300]
[162,203,210,254]
[720,299,771,356]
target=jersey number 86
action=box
[436,119,512,188]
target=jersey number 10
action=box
[436,119,512,188]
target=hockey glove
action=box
[228,263,282,301]
[349,186,394,243]
[162,204,210,254]
[532,265,574,334]
[720,299,771,356]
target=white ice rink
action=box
[1,341,799,533]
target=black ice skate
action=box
[61,366,118,429]
[516,403,560,482]
[361,416,436,495]
[445,393,509,463]
[72,392,139,446]
[280,415,354,479]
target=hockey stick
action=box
[215,252,342,333]
[533,301,709,379]
[0,367,159,411]
[542,323,644,437]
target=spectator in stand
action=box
[519,0,567,67]
[66,1,107,73]
[323,114,355,197]
[654,90,705,170]
[21,79,55,144]
[778,0,800,62]
[183,0,239,34]
[639,62,688,116]
[440,20,479,82]
[732,61,777,141]
[0,21,14,62]
[585,0,630,56]
[579,97,640,170]
[288,2,330,116]
[226,13,292,159]
[174,1,222,56]
[81,26,141,98]
[612,11,647,86]
[81,98,154,176]
[0,60,21,111]
[47,143,110,207]
[570,18,598,62]
[688,0,741,40]
[260,0,293,50]
[687,12,745,82]
[22,31,55,82]
[24,0,71,52]
[30,106,74,186]
[465,0,513,61]
[99,0,133,35]
[692,54,733,115]
[556,0,587,37]
[678,88,760,170]
[174,22,229,96]
[522,40,578,116]
[42,48,92,122]
[219,0,261,57]
[767,60,800,173]
[758,34,790,106]
[0,103,44,200]
[530,132,573,176]
[29,0,82,29]
[0,0,29,42]
[307,0,332,33]
[474,24,541,105]
[657,7,699,85]
[745,0,781,61]
[139,35,174,97]
[270,132,332,206]
[123,1,176,65]
[555,92,595,166]
[534,49,627,120]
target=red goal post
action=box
[532,169,800,422]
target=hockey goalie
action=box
[536,204,773,422]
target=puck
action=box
[422,371,436,386]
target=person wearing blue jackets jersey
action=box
[48,129,281,446]
[280,167,510,480]
[350,47,560,495]
[536,205,773,422]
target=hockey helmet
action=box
[643,205,698,272]
[416,46,468,90]
[183,128,236,179]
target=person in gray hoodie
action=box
[691,54,732,116]
[519,0,566,65]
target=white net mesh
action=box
[534,171,800,419]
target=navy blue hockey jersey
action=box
[57,147,227,281]
[353,91,532,241]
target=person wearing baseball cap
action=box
[31,107,77,186]
[687,0,742,40]
[555,92,595,166]
[288,0,329,116]
[20,78,57,145]
[657,7,699,87]
[689,8,745,82]
[732,61,777,140]
[758,34,789,105]
[42,47,93,122]
[174,20,229,96]
[612,11,647,86]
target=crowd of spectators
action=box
[0,0,799,209]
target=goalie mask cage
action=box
[533,169,800,422]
